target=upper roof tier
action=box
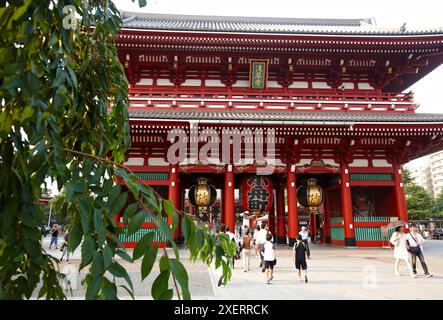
[121,12,443,36]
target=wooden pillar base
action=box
[276,236,287,244]
[344,237,356,247]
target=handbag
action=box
[407,233,422,254]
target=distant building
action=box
[407,151,443,198]
[430,151,443,197]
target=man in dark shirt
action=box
[293,234,308,283]
[49,225,59,249]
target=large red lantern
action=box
[240,175,273,216]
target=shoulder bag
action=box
[407,233,421,254]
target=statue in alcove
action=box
[352,187,375,217]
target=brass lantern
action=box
[188,178,217,220]
[297,178,324,211]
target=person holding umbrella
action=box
[390,224,416,278]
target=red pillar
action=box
[268,194,276,236]
[393,162,409,229]
[168,164,180,240]
[324,189,331,243]
[286,166,298,246]
[223,165,235,232]
[276,184,286,244]
[340,161,356,246]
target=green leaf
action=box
[151,270,170,300]
[85,275,103,300]
[169,258,190,299]
[158,289,173,300]
[81,236,95,267]
[133,233,154,260]
[181,216,192,241]
[138,0,147,9]
[155,216,173,242]
[171,211,179,231]
[77,197,91,233]
[110,191,128,215]
[163,199,175,217]
[141,245,158,280]
[20,106,34,122]
[196,228,205,248]
[108,262,133,291]
[128,211,145,235]
[8,0,32,27]
[68,224,82,252]
[103,246,113,269]
[91,251,104,275]
[116,250,133,263]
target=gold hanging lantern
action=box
[188,178,217,220]
[297,178,324,211]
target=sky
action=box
[115,0,443,169]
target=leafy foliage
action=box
[403,168,434,220]
[0,0,234,300]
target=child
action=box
[293,234,308,283]
[262,233,276,284]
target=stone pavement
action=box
[209,240,443,300]
[38,236,443,299]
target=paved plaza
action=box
[38,237,443,299]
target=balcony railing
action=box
[128,89,416,113]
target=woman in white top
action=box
[389,226,416,278]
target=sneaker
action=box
[425,273,433,278]
[244,270,247,272]
[266,280,270,284]
[395,271,401,276]
[218,279,223,287]
[305,276,308,283]
[410,273,417,278]
[270,276,274,281]
[298,278,303,282]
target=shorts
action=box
[295,260,307,270]
[264,260,275,270]
[50,237,58,245]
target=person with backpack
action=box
[298,226,311,259]
[293,234,308,283]
[262,233,276,284]
[241,229,252,272]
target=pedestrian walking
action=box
[60,231,70,263]
[256,224,268,269]
[293,234,308,283]
[406,224,433,277]
[253,225,260,257]
[216,224,228,287]
[49,224,59,249]
[390,225,416,278]
[262,233,276,284]
[298,226,311,259]
[241,229,252,272]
